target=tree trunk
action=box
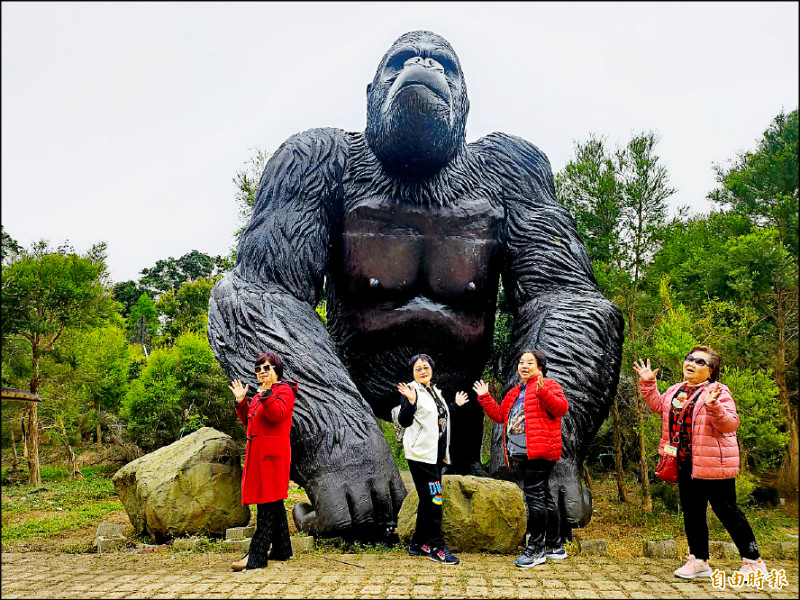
[774,288,799,492]
[96,399,102,451]
[10,425,19,471]
[26,340,42,485]
[25,402,41,485]
[58,420,83,480]
[610,396,630,502]
[635,388,652,512]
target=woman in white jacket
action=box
[393,354,469,565]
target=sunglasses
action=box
[684,354,709,368]
[255,364,274,374]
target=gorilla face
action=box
[365,31,469,177]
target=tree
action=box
[1,241,118,483]
[232,148,272,245]
[709,109,799,255]
[2,226,21,267]
[155,277,215,345]
[138,250,230,297]
[126,293,158,354]
[113,280,149,318]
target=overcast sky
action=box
[2,2,798,284]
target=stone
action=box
[94,522,126,547]
[396,475,526,553]
[95,536,126,553]
[578,539,608,555]
[223,538,251,553]
[226,525,256,540]
[172,536,205,551]
[643,539,679,558]
[709,540,738,559]
[112,427,250,542]
[770,541,799,559]
[291,535,314,554]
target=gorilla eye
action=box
[387,49,416,71]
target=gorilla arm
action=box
[209,128,406,537]
[475,133,624,529]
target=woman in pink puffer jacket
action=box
[634,346,767,580]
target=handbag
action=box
[655,399,691,483]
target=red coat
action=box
[234,381,297,504]
[477,378,569,463]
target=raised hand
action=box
[472,379,490,396]
[536,375,544,391]
[633,358,659,382]
[454,391,469,406]
[397,382,417,403]
[705,382,721,406]
[228,379,249,404]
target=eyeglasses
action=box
[684,354,709,368]
[255,364,274,374]
[414,365,431,373]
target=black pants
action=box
[520,458,560,551]
[408,459,445,548]
[678,469,760,560]
[246,499,293,569]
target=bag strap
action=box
[670,399,693,446]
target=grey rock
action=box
[223,538,251,553]
[112,427,250,542]
[291,535,314,554]
[226,525,256,540]
[94,522,126,547]
[770,541,799,559]
[95,536,126,553]
[172,537,205,551]
[709,540,739,559]
[397,475,526,553]
[643,539,680,559]
[578,539,608,556]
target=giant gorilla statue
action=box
[209,30,624,540]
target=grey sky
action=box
[2,2,798,284]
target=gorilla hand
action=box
[549,457,592,530]
[291,424,407,539]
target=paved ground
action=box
[1,551,797,599]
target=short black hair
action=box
[254,351,284,380]
[517,348,547,377]
[408,353,435,373]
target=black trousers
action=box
[246,499,293,569]
[678,469,760,560]
[408,458,445,548]
[519,458,561,551]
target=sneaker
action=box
[674,555,712,579]
[514,547,547,569]
[546,545,568,560]
[735,557,768,576]
[408,543,432,556]
[429,546,460,565]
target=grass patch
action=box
[1,500,123,542]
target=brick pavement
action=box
[1,551,797,599]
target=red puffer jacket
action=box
[477,378,569,463]
[234,381,298,504]
[640,379,740,479]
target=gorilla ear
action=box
[366,83,372,96]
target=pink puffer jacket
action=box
[640,379,740,479]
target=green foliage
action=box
[380,420,408,471]
[121,331,240,451]
[722,367,788,472]
[709,109,799,255]
[156,277,216,345]
[1,226,21,267]
[233,148,272,245]
[138,250,230,297]
[112,280,149,318]
[126,293,158,349]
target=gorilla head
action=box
[365,30,470,177]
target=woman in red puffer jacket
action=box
[473,348,568,569]
[634,345,767,580]
[228,351,298,572]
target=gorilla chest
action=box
[337,193,503,302]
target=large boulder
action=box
[396,475,526,553]
[113,427,250,542]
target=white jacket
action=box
[391,381,451,465]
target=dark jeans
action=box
[678,469,760,560]
[408,459,445,548]
[246,499,293,569]
[519,458,560,551]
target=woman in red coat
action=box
[228,351,298,571]
[473,348,569,569]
